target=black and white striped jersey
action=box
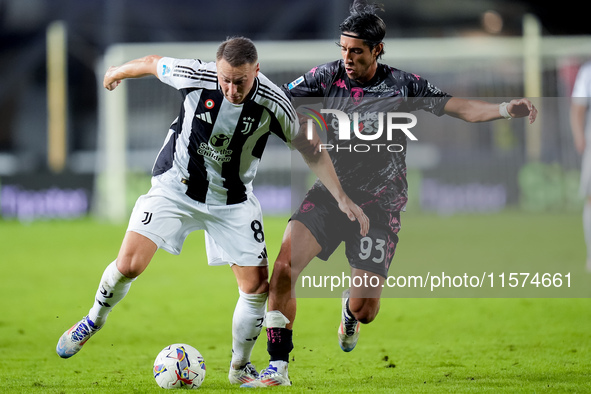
[153,57,298,205]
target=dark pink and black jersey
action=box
[282,59,451,212]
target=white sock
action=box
[269,360,289,375]
[584,202,591,262]
[231,290,267,369]
[88,261,135,327]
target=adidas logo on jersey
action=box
[195,112,212,124]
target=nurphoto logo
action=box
[302,107,418,153]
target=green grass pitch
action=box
[0,212,590,393]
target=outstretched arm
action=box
[444,97,537,124]
[103,55,162,91]
[291,125,369,236]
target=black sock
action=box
[267,327,293,362]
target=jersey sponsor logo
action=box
[287,76,304,90]
[195,112,212,124]
[197,143,232,162]
[161,64,171,77]
[198,134,233,162]
[209,133,230,148]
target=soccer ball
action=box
[153,344,206,389]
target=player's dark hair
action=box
[216,36,258,67]
[339,0,386,59]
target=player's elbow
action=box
[141,54,162,64]
[452,108,489,123]
[445,99,492,123]
[463,114,487,123]
[138,55,162,76]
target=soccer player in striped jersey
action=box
[55,37,368,385]
[245,1,537,387]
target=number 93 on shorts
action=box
[345,222,399,278]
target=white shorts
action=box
[127,170,268,267]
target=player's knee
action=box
[272,257,292,280]
[240,280,269,295]
[116,257,143,279]
[116,233,157,278]
[237,273,268,293]
[236,266,269,294]
[269,257,294,295]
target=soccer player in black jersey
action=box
[244,1,538,387]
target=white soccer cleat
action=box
[56,316,101,358]
[229,362,259,385]
[338,289,360,352]
[240,365,291,387]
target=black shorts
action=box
[291,187,401,278]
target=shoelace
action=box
[244,364,258,378]
[260,366,278,377]
[71,321,92,341]
[343,314,358,336]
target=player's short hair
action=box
[339,0,386,59]
[216,36,258,67]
